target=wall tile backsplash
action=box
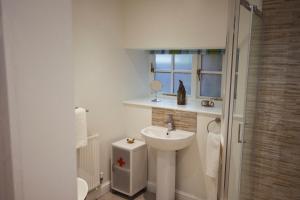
[152,108,197,133]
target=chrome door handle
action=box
[238,123,244,144]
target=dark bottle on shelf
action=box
[177,80,186,105]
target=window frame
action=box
[150,54,196,97]
[150,52,225,100]
[196,53,225,100]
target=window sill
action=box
[123,97,222,116]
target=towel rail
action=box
[75,107,89,112]
[207,118,221,132]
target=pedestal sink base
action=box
[141,126,195,200]
[156,151,176,200]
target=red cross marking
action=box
[117,157,125,167]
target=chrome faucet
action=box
[166,114,175,134]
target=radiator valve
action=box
[100,172,104,184]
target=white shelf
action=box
[112,139,146,151]
[123,97,222,116]
[113,165,130,173]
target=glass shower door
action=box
[227,1,263,200]
[238,10,263,200]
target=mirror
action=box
[150,80,162,102]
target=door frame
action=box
[219,0,241,199]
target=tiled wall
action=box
[240,1,300,199]
[152,108,197,133]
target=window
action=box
[153,54,192,95]
[197,53,223,98]
[151,50,224,99]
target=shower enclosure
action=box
[226,1,263,199]
[222,0,300,199]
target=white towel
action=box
[206,132,221,178]
[75,107,88,149]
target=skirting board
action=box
[147,181,204,200]
[87,181,204,200]
[86,181,111,200]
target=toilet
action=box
[77,177,88,200]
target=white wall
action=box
[123,0,228,49]
[124,105,221,200]
[73,0,227,197]
[0,1,14,198]
[1,0,77,199]
[73,0,150,184]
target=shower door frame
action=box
[221,0,262,199]
[219,0,240,199]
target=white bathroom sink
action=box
[141,126,195,151]
[77,177,88,200]
[141,126,195,199]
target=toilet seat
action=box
[77,177,88,200]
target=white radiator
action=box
[77,134,100,191]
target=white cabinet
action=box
[111,139,147,196]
